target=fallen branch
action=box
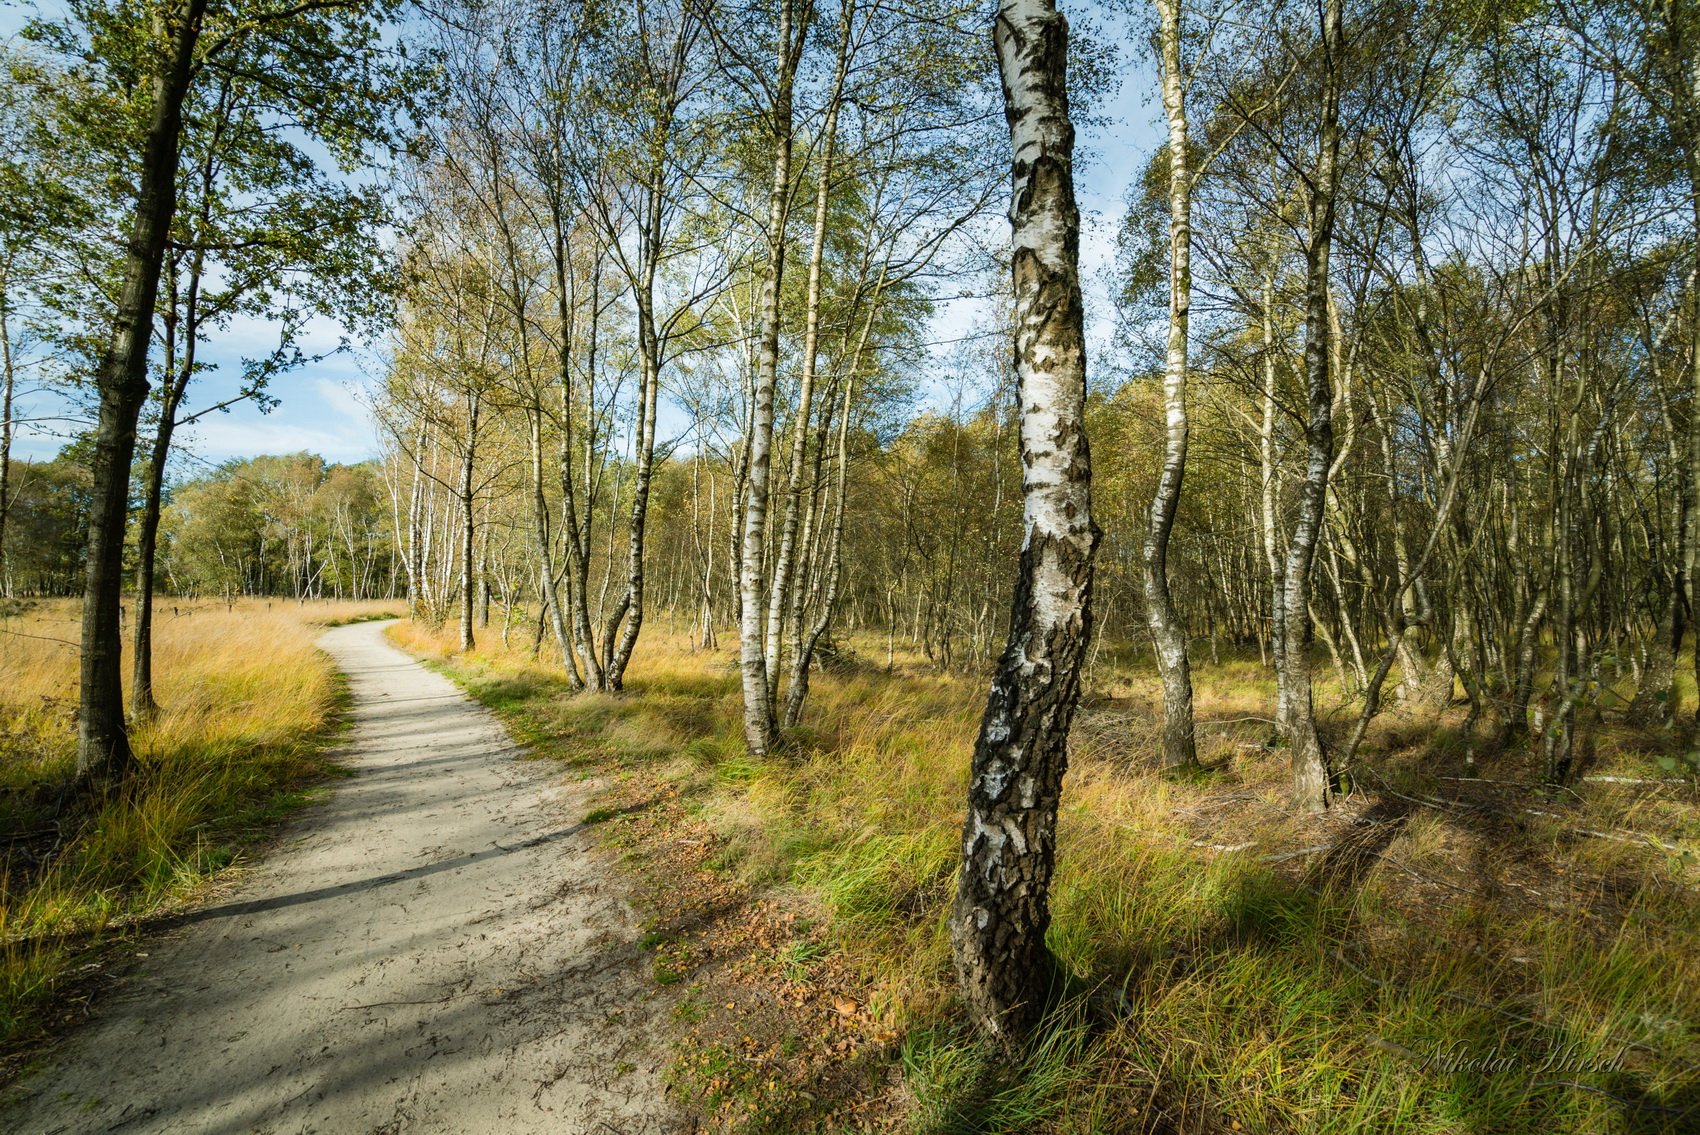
[1520,809,1683,851]
[1582,775,1691,786]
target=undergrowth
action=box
[392,616,1700,1134]
[0,598,388,1059]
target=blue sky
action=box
[4,1,1162,471]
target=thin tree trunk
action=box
[564,261,606,689]
[1631,304,1689,723]
[1337,368,1491,773]
[1276,0,1343,814]
[782,269,886,726]
[134,127,222,718]
[1687,154,1700,724]
[738,0,805,756]
[784,371,855,729]
[132,340,192,720]
[1259,245,1281,678]
[78,0,207,790]
[458,391,480,652]
[605,297,659,688]
[951,0,1098,1046]
[529,408,580,685]
[1143,0,1197,771]
[765,0,854,705]
[0,277,15,599]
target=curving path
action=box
[2,620,674,1134]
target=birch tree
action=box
[1275,0,1344,813]
[950,0,1098,1045]
[735,0,810,757]
[1143,0,1199,771]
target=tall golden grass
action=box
[0,597,398,1050]
[400,615,1700,1134]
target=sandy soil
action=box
[2,620,677,1134]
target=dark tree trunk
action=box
[131,386,183,720]
[458,391,479,652]
[78,0,206,790]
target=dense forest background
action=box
[7,0,1697,761]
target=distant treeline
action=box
[1,449,400,601]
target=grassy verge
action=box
[391,618,1700,1134]
[0,597,390,1067]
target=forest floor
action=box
[395,619,1700,1134]
[0,619,677,1133]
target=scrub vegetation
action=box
[394,618,1700,1133]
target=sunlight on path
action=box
[1,621,673,1134]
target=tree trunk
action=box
[738,0,805,756]
[784,372,854,729]
[1259,245,1281,680]
[528,409,580,685]
[1631,358,1687,724]
[1687,152,1700,725]
[951,0,1098,1046]
[78,0,207,790]
[0,278,14,598]
[765,0,854,706]
[562,260,606,690]
[1143,0,1197,772]
[132,371,187,720]
[605,299,659,689]
[458,391,479,652]
[1276,0,1342,814]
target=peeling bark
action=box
[950,0,1098,1046]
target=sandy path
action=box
[3,620,676,1134]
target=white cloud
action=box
[177,375,382,466]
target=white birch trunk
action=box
[738,0,805,756]
[1142,0,1198,771]
[1277,0,1344,814]
[950,0,1098,1045]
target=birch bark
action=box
[1142,0,1197,771]
[950,0,1098,1044]
[738,0,807,756]
[764,0,854,702]
[1276,0,1343,814]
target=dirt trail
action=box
[2,620,675,1134]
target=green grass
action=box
[393,619,1700,1134]
[314,609,405,627]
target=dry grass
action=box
[0,596,398,1055]
[398,617,1700,1133]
